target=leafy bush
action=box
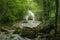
[0,0,28,24]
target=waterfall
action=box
[26,10,35,23]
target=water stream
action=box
[0,33,31,40]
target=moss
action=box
[21,27,39,39]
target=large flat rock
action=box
[20,20,41,28]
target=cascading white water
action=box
[26,10,35,23]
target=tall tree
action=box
[54,0,59,40]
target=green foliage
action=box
[0,0,28,24]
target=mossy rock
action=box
[21,27,39,39]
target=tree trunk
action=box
[54,0,59,40]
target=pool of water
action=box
[20,20,41,28]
